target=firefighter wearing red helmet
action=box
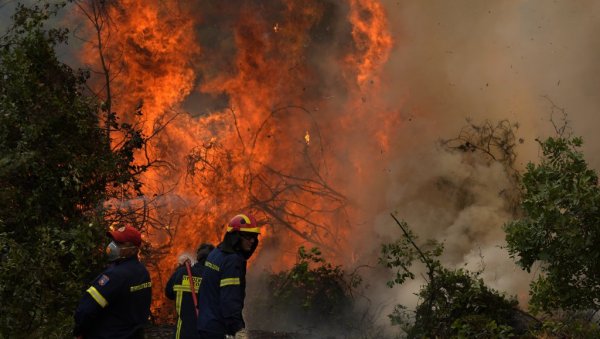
[196,213,261,339]
[73,224,152,338]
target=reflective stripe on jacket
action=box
[196,247,246,337]
[73,257,152,339]
[165,263,203,338]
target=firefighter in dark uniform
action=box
[196,213,261,339]
[73,224,152,339]
[165,243,215,338]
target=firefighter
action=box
[196,213,261,339]
[165,243,215,339]
[73,224,152,339]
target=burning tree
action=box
[72,0,394,322]
[184,105,349,254]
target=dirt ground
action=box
[145,325,301,339]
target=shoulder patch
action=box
[98,274,110,286]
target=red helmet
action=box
[226,213,260,234]
[107,223,142,247]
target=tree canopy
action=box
[505,136,600,313]
[0,3,144,336]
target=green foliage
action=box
[268,246,359,318]
[0,3,146,336]
[537,316,600,339]
[380,218,443,288]
[249,246,367,336]
[451,315,515,339]
[412,268,519,338]
[504,136,600,313]
[381,214,521,338]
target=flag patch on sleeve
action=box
[98,274,110,286]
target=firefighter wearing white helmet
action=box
[196,213,261,339]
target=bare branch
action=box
[542,95,571,138]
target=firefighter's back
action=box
[196,247,246,338]
[86,257,152,338]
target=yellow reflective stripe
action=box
[183,275,201,288]
[237,214,251,224]
[175,317,182,339]
[226,226,261,233]
[86,286,108,308]
[175,286,183,339]
[220,277,240,287]
[130,281,152,292]
[205,261,220,272]
[173,284,199,293]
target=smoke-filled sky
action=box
[355,0,600,322]
[382,0,600,166]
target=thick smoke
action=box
[347,0,600,325]
[380,0,600,166]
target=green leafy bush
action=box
[249,246,368,336]
[381,215,523,338]
[268,246,359,320]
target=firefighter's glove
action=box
[178,254,193,266]
[234,328,249,339]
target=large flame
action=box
[75,0,394,320]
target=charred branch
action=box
[440,118,523,214]
[184,105,348,256]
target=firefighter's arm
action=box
[164,268,181,300]
[73,291,102,337]
[73,271,123,336]
[219,256,245,335]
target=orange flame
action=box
[76,0,394,321]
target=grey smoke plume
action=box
[381,0,600,166]
[350,0,600,320]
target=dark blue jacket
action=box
[165,262,204,338]
[196,247,246,337]
[73,257,152,339]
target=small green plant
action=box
[248,246,369,336]
[269,246,359,317]
[451,315,515,338]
